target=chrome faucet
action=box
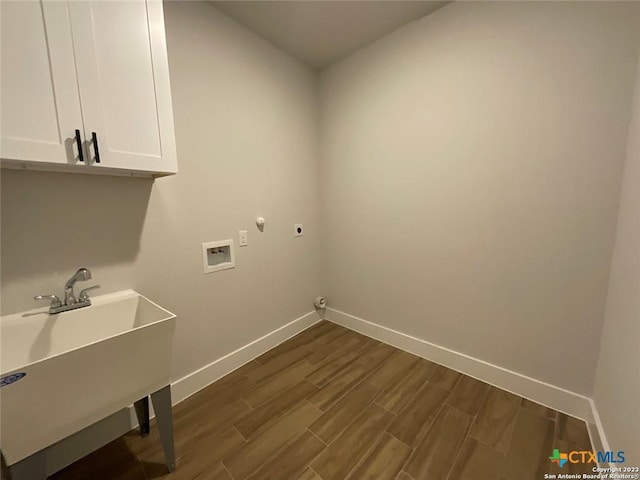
[64,267,92,305]
[34,268,100,314]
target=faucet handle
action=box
[78,285,101,302]
[34,294,62,308]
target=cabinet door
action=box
[1,1,85,165]
[69,0,177,174]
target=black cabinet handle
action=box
[91,132,100,164]
[75,129,84,162]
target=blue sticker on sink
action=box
[0,372,26,387]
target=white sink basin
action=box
[0,290,176,466]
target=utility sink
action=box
[0,290,176,470]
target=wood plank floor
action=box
[50,321,593,480]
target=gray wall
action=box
[2,0,638,409]
[594,53,640,463]
[1,1,322,382]
[1,171,149,315]
[319,1,640,395]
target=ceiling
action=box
[210,1,449,70]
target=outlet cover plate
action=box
[239,230,248,246]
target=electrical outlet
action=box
[239,230,248,246]
[294,224,304,237]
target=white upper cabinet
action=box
[0,1,84,165]
[0,0,178,177]
[69,1,177,174]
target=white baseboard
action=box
[43,306,610,476]
[326,307,595,423]
[588,399,612,468]
[44,310,321,476]
[588,398,610,450]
